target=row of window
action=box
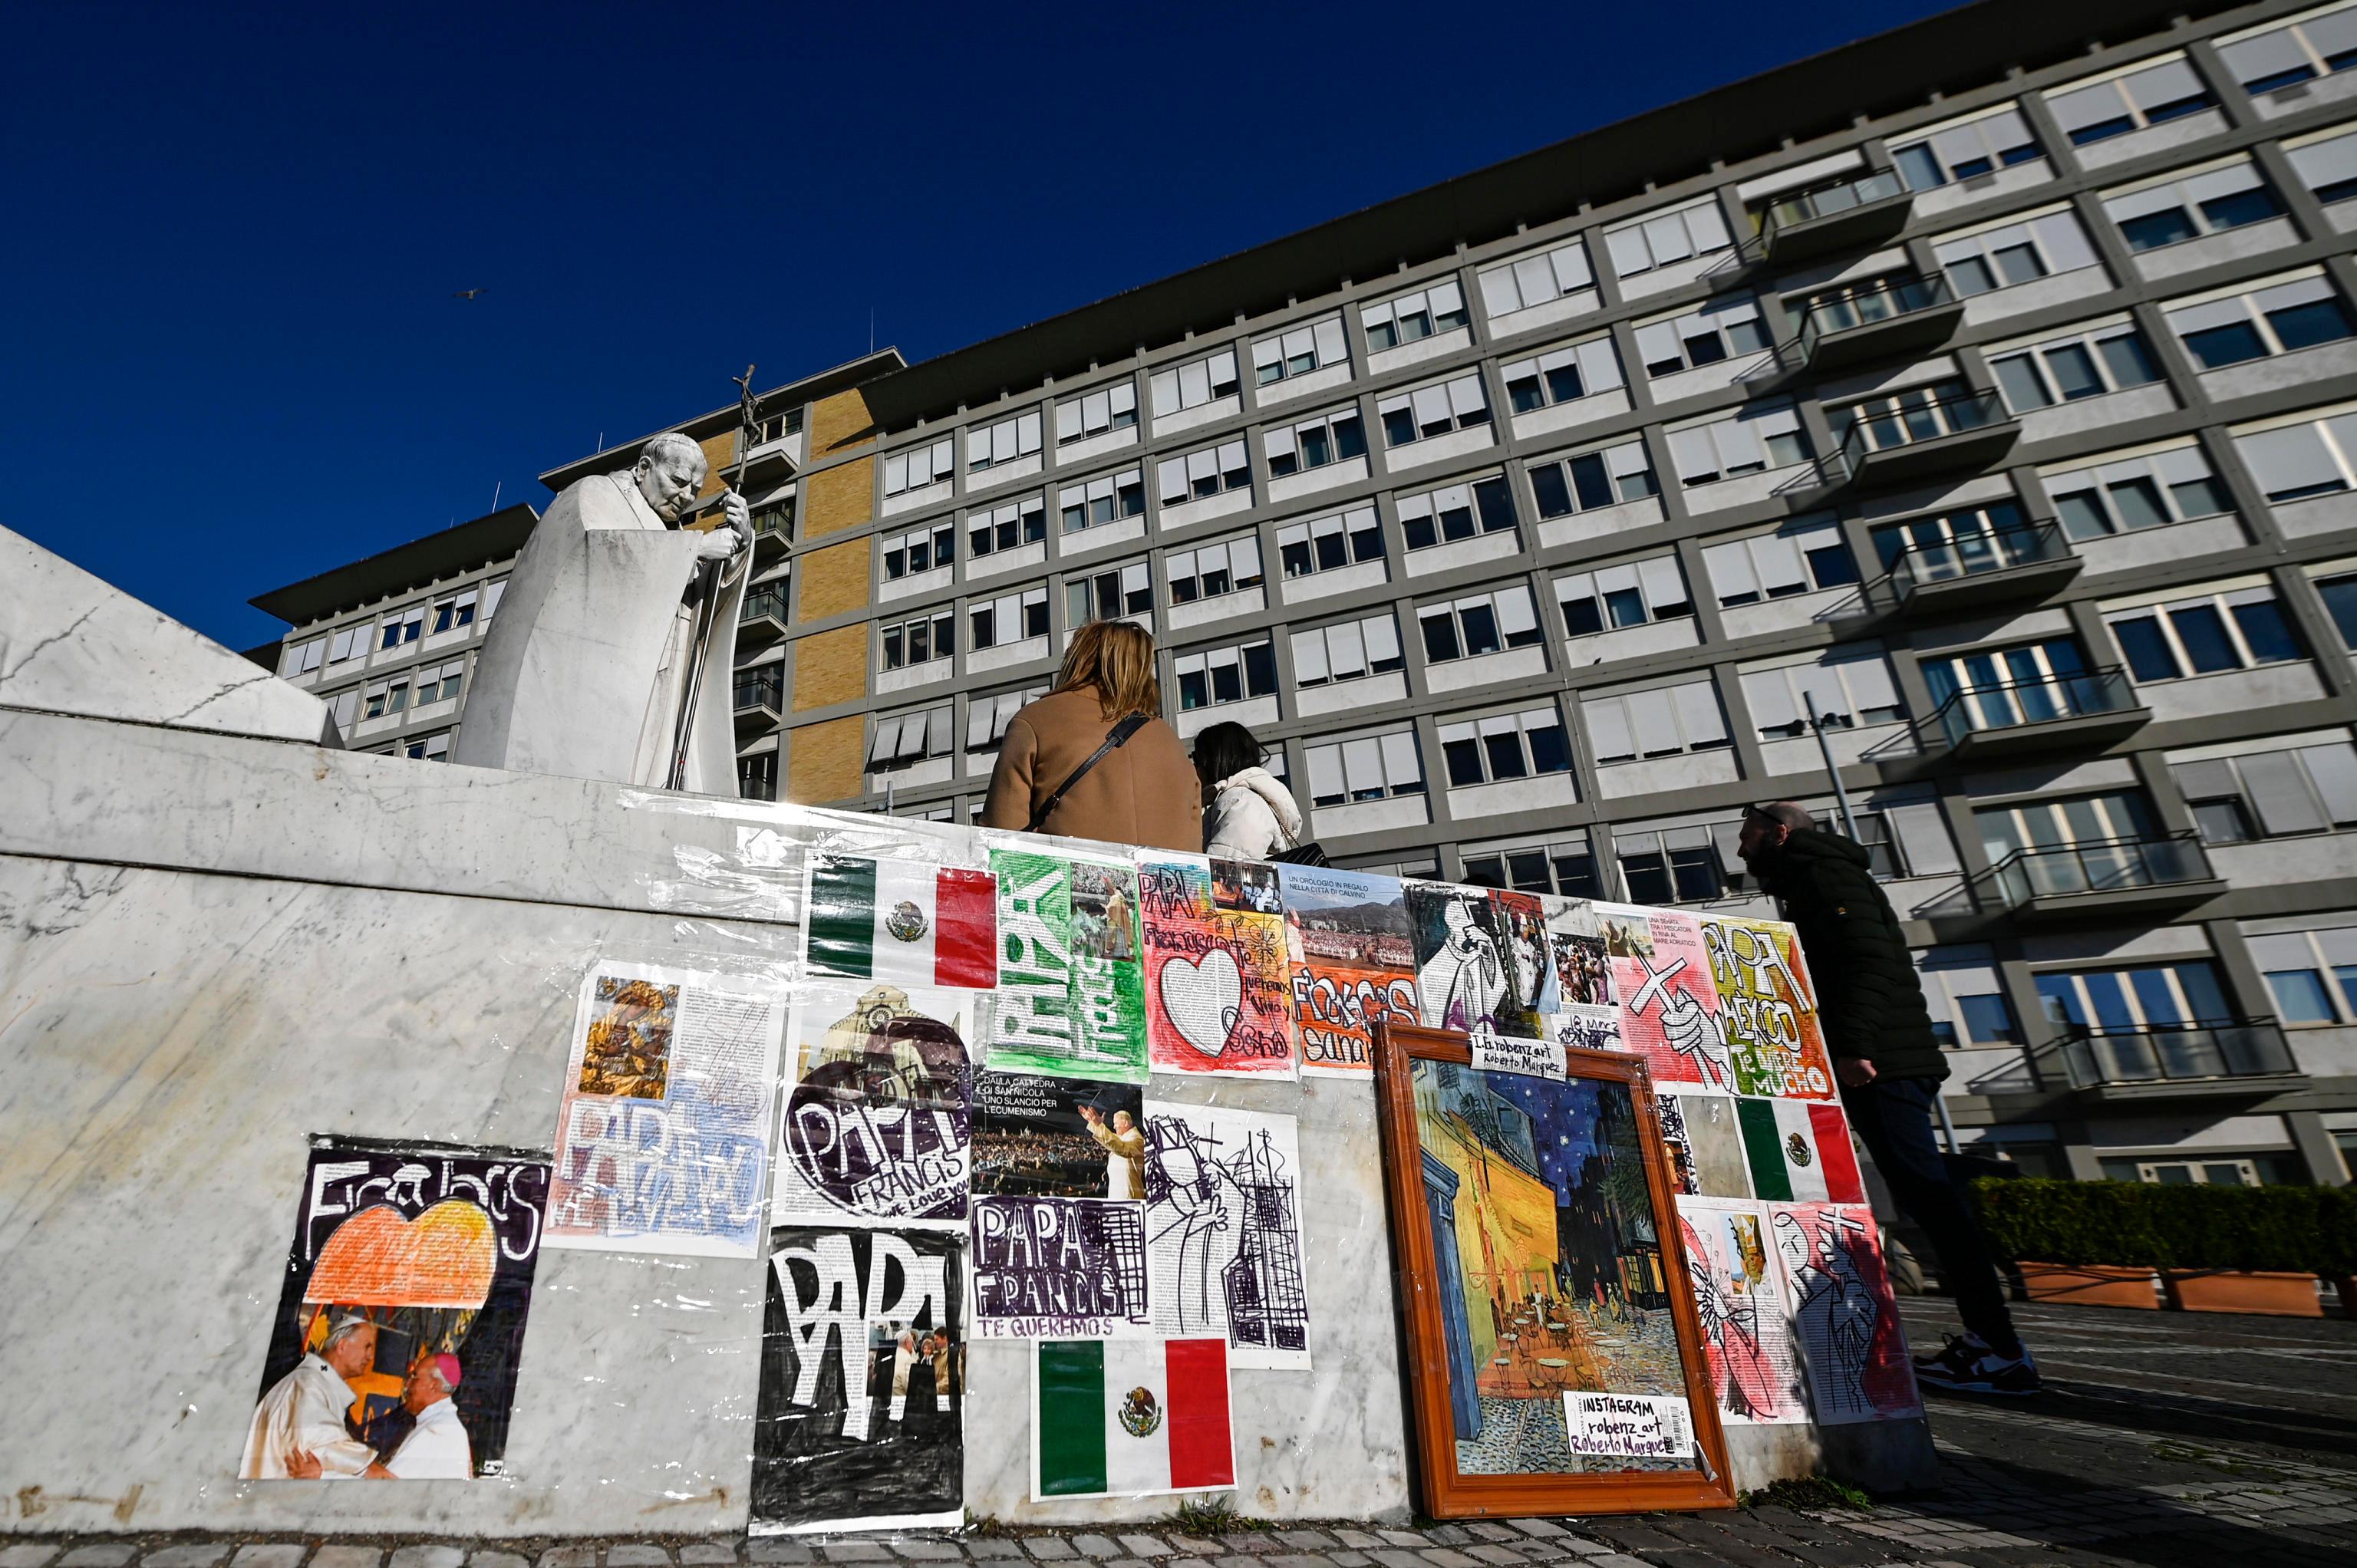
[279,581,506,678]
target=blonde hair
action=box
[1053,621,1161,720]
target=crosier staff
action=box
[664,364,762,791]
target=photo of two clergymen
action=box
[239,1140,548,1481]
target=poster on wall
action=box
[543,961,785,1258]
[1656,1092,1752,1200]
[1489,888,1561,1025]
[773,979,974,1229]
[1600,906,1734,1092]
[1700,917,1835,1100]
[971,1072,1146,1199]
[1736,1098,1865,1204]
[1033,1338,1235,1499]
[239,1138,548,1481]
[1276,863,1417,1077]
[1675,1197,1806,1425]
[804,853,999,990]
[971,1195,1152,1339]
[1372,1023,1732,1516]
[752,1224,965,1533]
[1409,881,1539,1036]
[1141,1103,1312,1369]
[1136,854,1299,1078]
[1540,897,1622,1052]
[1769,1204,1923,1424]
[986,848,1150,1084]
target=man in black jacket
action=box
[1739,801,2039,1396]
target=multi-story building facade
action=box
[260,0,2357,1186]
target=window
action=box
[428,590,478,636]
[965,685,1048,753]
[1581,680,1730,763]
[1058,466,1146,533]
[966,411,1043,474]
[1890,105,2042,191]
[279,637,324,677]
[2036,960,2232,1034]
[2174,739,2357,843]
[969,586,1049,650]
[882,610,955,670]
[1834,378,2000,456]
[1922,637,2092,725]
[738,752,779,802]
[2047,446,2231,539]
[1264,407,1367,476]
[1397,476,1516,552]
[1475,239,1597,321]
[398,731,452,763]
[882,522,956,579]
[1933,209,2098,296]
[362,676,410,719]
[327,625,368,664]
[1439,707,1574,787]
[1989,320,2163,410]
[1462,837,1600,899]
[1978,791,2163,866]
[1741,651,1906,737]
[2321,571,2357,648]
[1278,505,1385,578]
[1249,316,1350,387]
[1165,535,1264,604]
[1633,296,1769,378]
[2286,124,2357,206]
[1871,499,2034,573]
[1066,560,1153,626]
[968,495,1047,558]
[481,579,506,621]
[1290,613,1406,687]
[1304,728,1425,807]
[2249,926,2357,1023]
[2217,4,2357,97]
[1615,825,1740,904]
[1703,516,1858,605]
[1362,280,1469,351]
[868,707,953,774]
[1149,350,1241,417]
[1500,336,1624,413]
[415,660,464,706]
[1603,197,1735,278]
[2167,273,2357,370]
[1173,639,1278,712]
[1556,556,1691,636]
[1666,403,1813,487]
[2107,588,2304,681]
[1156,440,1251,507]
[2103,159,2283,251]
[1917,950,2021,1046]
[324,687,359,732]
[1054,382,1139,446]
[1528,438,1659,518]
[2045,56,2216,147]
[885,437,954,498]
[1419,586,1544,664]
[1378,373,1490,450]
[379,607,424,651]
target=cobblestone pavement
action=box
[8,1298,2354,1568]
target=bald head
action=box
[1753,802,1815,833]
[631,432,709,523]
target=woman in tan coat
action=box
[980,621,1202,852]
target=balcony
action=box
[1888,520,2080,614]
[1758,170,1914,264]
[732,667,783,733]
[1928,667,2148,759]
[739,584,790,644]
[1795,275,1966,371]
[2032,1020,2306,1104]
[1976,832,2224,924]
[752,504,795,561]
[1835,387,2018,489]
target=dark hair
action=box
[1192,721,1264,784]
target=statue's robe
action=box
[453,472,749,794]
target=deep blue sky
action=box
[5,1,1955,651]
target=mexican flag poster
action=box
[804,853,998,989]
[1033,1338,1234,1498]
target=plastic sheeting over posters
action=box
[1700,915,1834,1100]
[753,1224,966,1533]
[987,848,1150,1084]
[773,978,974,1229]
[971,1195,1152,1339]
[545,960,785,1257]
[1676,1197,1805,1425]
[1769,1203,1922,1425]
[1137,854,1298,1078]
[241,1138,547,1481]
[1600,906,1734,1092]
[1276,862,1416,1076]
[804,852,998,990]
[1033,1338,1235,1498]
[1141,1103,1311,1369]
[971,1073,1144,1200]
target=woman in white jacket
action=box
[1194,722,1304,860]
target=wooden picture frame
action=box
[1373,1020,1735,1517]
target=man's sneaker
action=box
[1914,1332,2042,1396]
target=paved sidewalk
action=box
[8,1299,2353,1568]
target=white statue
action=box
[453,433,752,793]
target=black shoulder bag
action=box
[1024,714,1149,835]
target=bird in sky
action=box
[451,288,486,300]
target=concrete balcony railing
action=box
[1927,666,2148,759]
[1887,519,2081,614]
[1835,386,2019,489]
[1976,831,2224,923]
[2032,1019,2305,1102]
[1758,169,1914,263]
[1795,273,1965,371]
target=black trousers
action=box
[1841,1075,2022,1356]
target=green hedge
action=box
[1971,1177,2357,1275]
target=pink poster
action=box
[1136,854,1298,1079]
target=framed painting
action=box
[1373,1021,1735,1517]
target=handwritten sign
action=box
[1562,1392,1693,1458]
[1469,1028,1567,1081]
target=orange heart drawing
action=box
[303,1201,497,1309]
